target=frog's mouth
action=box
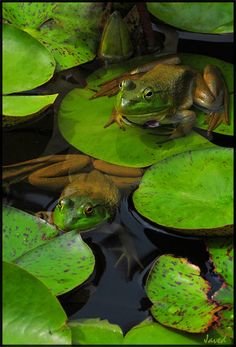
[122,108,170,128]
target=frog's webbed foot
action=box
[110,227,144,279]
[104,108,126,130]
[35,211,53,224]
[206,102,229,137]
[113,245,144,280]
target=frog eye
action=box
[84,204,94,216]
[119,82,123,90]
[143,88,153,100]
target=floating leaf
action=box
[68,319,123,345]
[207,238,233,287]
[145,255,221,333]
[213,285,233,306]
[3,205,95,295]
[212,285,233,340]
[60,88,219,168]
[147,3,233,34]
[3,205,60,262]
[3,2,104,70]
[3,2,56,29]
[207,238,234,340]
[3,94,58,117]
[3,23,55,94]
[3,261,71,344]
[133,148,233,236]
[213,309,234,340]
[123,319,203,345]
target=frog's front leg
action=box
[193,65,229,136]
[35,211,54,225]
[104,107,127,130]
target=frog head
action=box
[115,79,171,126]
[53,170,120,232]
[53,195,113,232]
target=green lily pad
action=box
[58,88,216,169]
[3,2,56,29]
[145,255,220,333]
[3,2,104,71]
[212,286,233,340]
[68,319,123,345]
[206,238,233,287]
[213,285,233,307]
[3,205,60,262]
[3,23,55,94]
[206,238,234,340]
[123,319,203,345]
[147,3,233,34]
[133,147,233,235]
[3,261,71,344]
[3,94,58,117]
[213,309,234,340]
[58,54,232,167]
[3,205,95,295]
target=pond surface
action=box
[3,32,233,333]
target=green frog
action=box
[3,154,143,232]
[3,154,144,274]
[94,55,229,139]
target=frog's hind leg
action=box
[193,65,229,136]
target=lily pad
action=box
[3,205,60,262]
[3,205,95,295]
[68,319,123,345]
[3,23,55,94]
[59,87,217,168]
[58,54,232,167]
[123,319,203,345]
[133,147,233,235]
[213,309,234,340]
[206,238,233,287]
[207,238,234,340]
[3,2,104,71]
[145,255,221,333]
[3,94,58,117]
[3,261,71,344]
[147,3,233,34]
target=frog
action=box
[92,55,229,140]
[3,154,145,276]
[3,154,144,232]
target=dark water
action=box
[3,32,233,333]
